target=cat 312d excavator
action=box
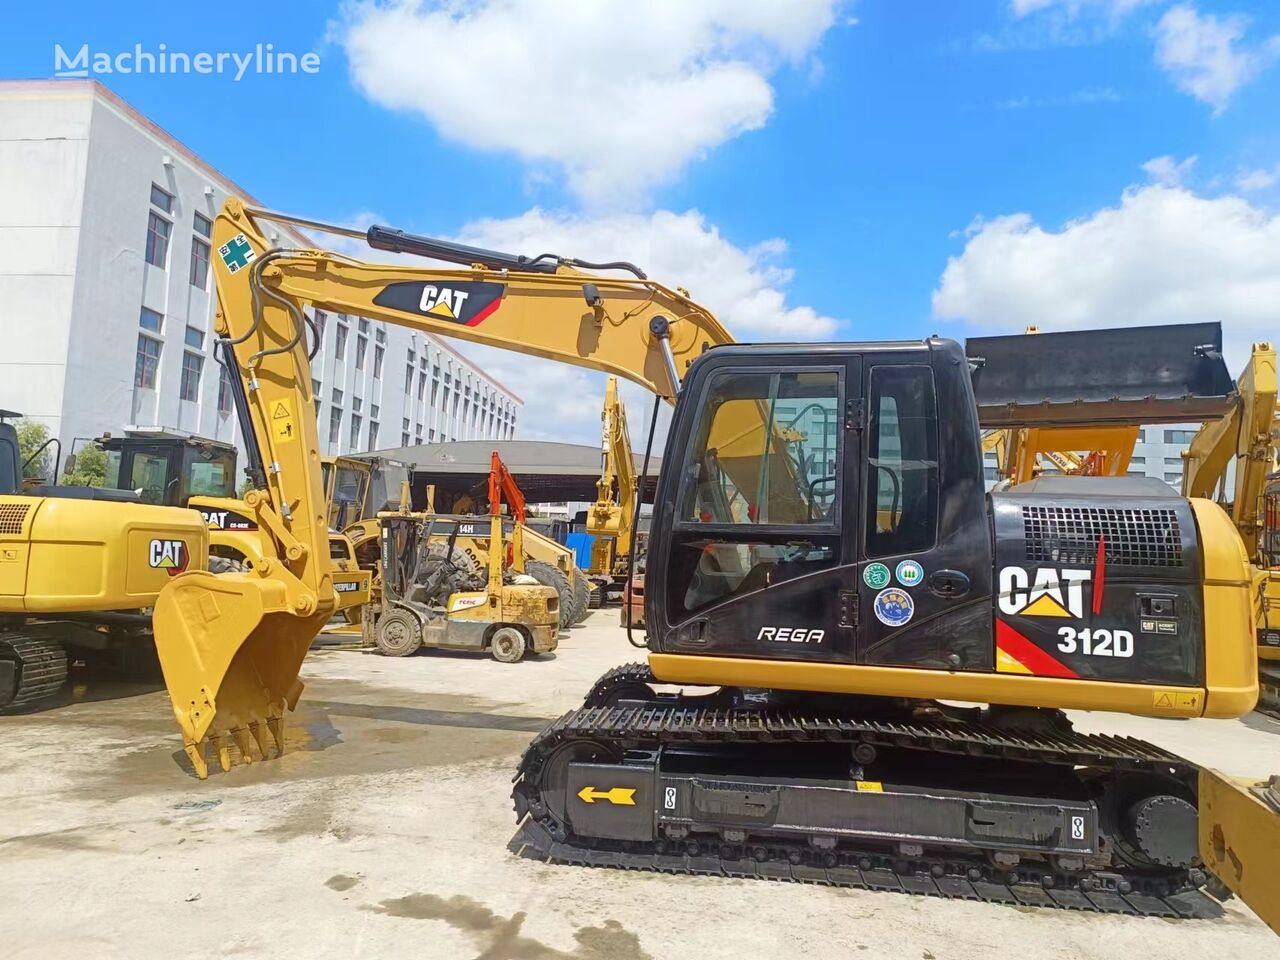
[151,198,1275,926]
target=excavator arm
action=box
[152,198,734,776]
[587,376,638,573]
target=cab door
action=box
[856,355,994,671]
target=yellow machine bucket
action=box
[153,570,328,778]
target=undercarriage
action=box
[511,664,1226,918]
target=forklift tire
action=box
[588,582,605,609]
[526,561,574,631]
[374,609,422,657]
[570,570,590,624]
[489,626,527,663]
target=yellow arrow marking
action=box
[576,786,636,805]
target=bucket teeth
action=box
[249,720,271,759]
[232,728,256,763]
[185,739,209,780]
[211,734,233,773]
[267,714,285,753]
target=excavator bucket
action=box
[152,571,327,778]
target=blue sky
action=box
[6,1,1280,439]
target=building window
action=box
[145,212,171,267]
[1164,429,1196,445]
[1137,429,1146,443]
[332,387,343,406]
[401,431,410,446]
[355,334,368,370]
[373,344,384,380]
[135,335,161,388]
[405,364,414,394]
[194,212,212,238]
[190,236,211,289]
[150,183,174,213]
[350,413,362,449]
[180,352,203,402]
[1164,472,1183,484]
[375,327,385,344]
[329,407,342,445]
[353,396,362,413]
[140,307,163,333]
[429,429,436,442]
[371,404,380,420]
[417,371,426,402]
[368,421,379,451]
[334,322,348,361]
[314,310,327,344]
[184,326,204,350]
[358,318,369,334]
[217,365,233,415]
[1129,456,1145,465]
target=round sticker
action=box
[895,560,924,587]
[863,562,891,589]
[873,588,915,628]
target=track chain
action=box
[513,664,1223,919]
[0,633,68,709]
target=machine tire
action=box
[490,626,527,663]
[570,569,590,624]
[208,555,248,574]
[374,608,423,657]
[587,581,605,609]
[526,560,574,631]
[424,541,483,582]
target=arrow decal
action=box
[576,786,636,805]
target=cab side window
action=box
[866,365,938,557]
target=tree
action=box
[16,419,52,481]
[61,443,107,487]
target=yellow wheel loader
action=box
[0,412,207,708]
[145,199,1280,925]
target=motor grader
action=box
[144,198,1278,927]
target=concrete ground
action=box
[2,611,1277,960]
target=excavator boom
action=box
[151,198,735,775]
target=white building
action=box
[0,79,520,472]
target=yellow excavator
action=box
[584,375,641,606]
[151,198,1276,926]
[0,412,208,708]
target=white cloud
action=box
[1141,153,1197,186]
[932,184,1280,370]
[453,208,841,444]
[1236,165,1279,192]
[1154,4,1280,112]
[337,0,844,205]
[1012,0,1155,18]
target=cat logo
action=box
[372,280,505,328]
[998,566,1090,619]
[148,539,190,577]
[418,284,471,319]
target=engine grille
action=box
[1023,505,1184,567]
[0,502,31,535]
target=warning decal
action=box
[271,399,296,443]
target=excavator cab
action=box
[647,340,992,666]
[99,433,238,506]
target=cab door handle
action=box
[928,570,970,599]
